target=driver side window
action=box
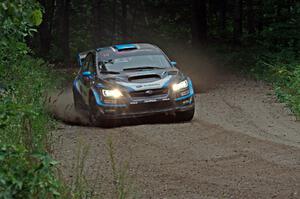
[80,53,96,75]
[88,55,96,74]
[82,54,90,72]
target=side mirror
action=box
[82,71,92,77]
[171,61,177,67]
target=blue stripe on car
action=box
[73,79,79,91]
[175,78,194,102]
[95,83,105,89]
[114,44,137,51]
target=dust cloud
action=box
[46,88,90,126]
[158,42,223,92]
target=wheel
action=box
[175,108,195,122]
[89,95,102,126]
[73,86,82,110]
[89,95,113,127]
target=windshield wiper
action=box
[123,66,164,71]
[100,70,120,74]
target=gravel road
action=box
[50,75,300,199]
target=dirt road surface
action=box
[50,75,300,199]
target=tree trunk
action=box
[219,0,227,33]
[256,1,263,32]
[191,0,207,45]
[233,0,243,44]
[121,0,128,42]
[198,0,208,42]
[92,0,103,47]
[247,0,255,34]
[38,0,55,57]
[111,0,117,44]
[61,0,71,64]
[130,0,139,35]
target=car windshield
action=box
[100,54,171,72]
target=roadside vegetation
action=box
[0,1,62,197]
[216,3,300,118]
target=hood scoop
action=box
[167,70,178,75]
[128,74,161,83]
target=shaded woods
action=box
[34,0,300,63]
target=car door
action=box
[77,53,96,105]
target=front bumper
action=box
[96,95,195,119]
[92,78,195,120]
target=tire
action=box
[175,108,195,122]
[73,87,81,110]
[89,95,113,128]
[89,95,102,126]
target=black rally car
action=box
[73,43,195,126]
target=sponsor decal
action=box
[144,99,158,103]
[130,97,169,104]
[145,90,153,95]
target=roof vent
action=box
[114,44,137,51]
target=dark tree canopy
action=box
[31,0,300,63]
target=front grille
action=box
[129,101,173,113]
[130,88,169,98]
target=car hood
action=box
[98,68,182,91]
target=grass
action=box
[107,138,138,199]
[0,45,66,197]
[251,53,300,119]
[210,44,300,119]
[52,137,138,199]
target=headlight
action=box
[102,89,123,98]
[172,80,188,91]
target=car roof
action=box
[95,43,163,61]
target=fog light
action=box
[180,90,190,97]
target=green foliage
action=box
[0,33,64,197]
[258,4,300,53]
[253,53,300,118]
[0,53,57,148]
[0,41,62,199]
[0,0,42,40]
[0,0,51,147]
[0,1,65,198]
[222,45,300,118]
[30,9,43,26]
[0,145,60,199]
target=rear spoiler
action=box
[77,51,90,67]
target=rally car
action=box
[73,43,195,126]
